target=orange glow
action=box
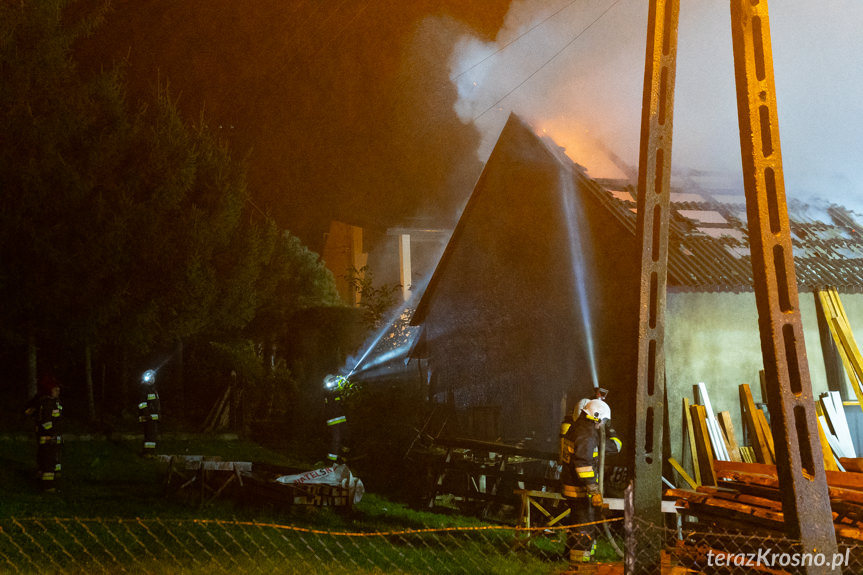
[534,121,630,180]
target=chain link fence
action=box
[1,515,861,574]
[0,517,584,575]
[628,516,863,574]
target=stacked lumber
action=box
[817,287,863,408]
[667,461,863,543]
[673,382,762,488]
[673,379,859,488]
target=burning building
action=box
[408,113,863,458]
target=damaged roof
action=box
[589,178,863,293]
[412,113,863,332]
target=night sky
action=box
[79,0,514,250]
[78,0,863,250]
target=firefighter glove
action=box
[591,492,603,508]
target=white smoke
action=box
[449,0,863,207]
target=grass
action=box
[0,435,594,574]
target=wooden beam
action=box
[754,408,775,463]
[690,404,717,486]
[816,415,843,472]
[739,384,772,464]
[668,457,697,490]
[682,397,701,485]
[840,458,863,473]
[717,411,742,462]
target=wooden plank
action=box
[682,397,701,485]
[739,384,772,464]
[759,369,769,407]
[828,470,863,492]
[696,485,783,511]
[689,404,716,486]
[717,479,780,502]
[835,525,863,541]
[825,288,863,408]
[714,460,863,491]
[717,467,863,505]
[816,415,843,472]
[754,408,775,462]
[840,458,863,473]
[687,498,784,527]
[668,457,697,490]
[717,411,742,462]
[714,460,775,477]
[818,290,863,406]
[666,487,706,503]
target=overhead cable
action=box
[472,0,623,123]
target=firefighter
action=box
[559,387,609,463]
[323,374,351,464]
[25,375,63,492]
[138,369,161,456]
[559,398,621,563]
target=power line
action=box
[472,0,623,123]
[451,0,581,81]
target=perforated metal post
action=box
[729,0,838,567]
[625,1,679,573]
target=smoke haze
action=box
[449,0,863,213]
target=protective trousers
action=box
[565,495,596,562]
[143,419,159,453]
[37,436,61,490]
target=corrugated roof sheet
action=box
[583,179,863,293]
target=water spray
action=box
[339,244,447,381]
[559,171,599,389]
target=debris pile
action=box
[668,460,863,542]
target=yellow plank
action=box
[690,404,717,486]
[817,291,856,387]
[829,286,851,325]
[668,457,698,490]
[739,384,772,465]
[754,409,775,463]
[717,411,742,462]
[817,416,842,472]
[682,397,701,485]
[830,314,863,406]
[820,289,863,408]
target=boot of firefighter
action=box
[568,537,596,564]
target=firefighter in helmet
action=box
[24,374,63,492]
[559,397,622,563]
[323,374,351,464]
[138,369,161,456]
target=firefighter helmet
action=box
[37,374,60,396]
[581,399,611,422]
[324,374,350,391]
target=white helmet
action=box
[582,399,611,422]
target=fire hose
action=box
[599,421,624,558]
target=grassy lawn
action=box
[0,435,591,574]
